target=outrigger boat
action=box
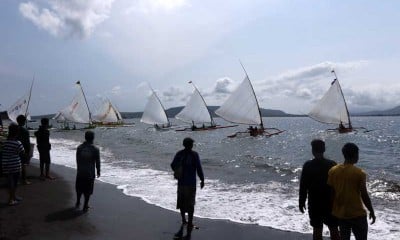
[308,69,354,133]
[58,81,95,129]
[175,81,237,131]
[215,62,284,137]
[140,85,171,130]
[92,97,125,126]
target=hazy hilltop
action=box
[1,105,400,120]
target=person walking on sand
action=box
[171,137,204,234]
[299,139,340,240]
[1,124,25,205]
[16,115,31,185]
[328,143,376,240]
[34,118,54,180]
[75,131,100,212]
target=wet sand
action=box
[0,159,312,239]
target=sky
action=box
[0,0,400,115]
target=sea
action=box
[30,117,399,239]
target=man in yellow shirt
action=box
[327,143,376,240]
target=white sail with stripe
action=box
[93,97,123,124]
[7,80,33,123]
[60,81,91,124]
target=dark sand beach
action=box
[0,159,311,240]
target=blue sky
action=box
[1,0,399,115]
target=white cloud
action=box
[125,0,188,14]
[111,85,121,95]
[162,86,184,102]
[19,0,115,39]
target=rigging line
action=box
[331,69,352,127]
[76,81,92,124]
[238,60,264,128]
[189,81,215,126]
[147,82,170,125]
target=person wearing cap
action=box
[75,131,100,212]
[171,137,204,234]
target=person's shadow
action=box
[45,207,85,222]
[173,224,192,240]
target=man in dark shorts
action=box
[75,131,100,212]
[299,139,340,240]
[328,143,375,240]
[171,137,204,234]
[16,115,31,185]
[34,118,54,180]
[2,124,25,205]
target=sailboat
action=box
[92,97,123,125]
[308,69,353,133]
[7,80,34,123]
[215,63,284,137]
[175,81,217,131]
[140,87,171,129]
[59,81,94,128]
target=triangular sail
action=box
[7,81,33,123]
[60,83,91,124]
[93,98,123,123]
[308,79,350,125]
[215,76,262,125]
[141,91,170,126]
[175,85,214,125]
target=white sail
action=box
[175,86,214,125]
[7,81,33,123]
[141,91,170,126]
[215,76,262,125]
[60,84,91,124]
[308,79,350,125]
[93,98,123,124]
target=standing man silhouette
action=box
[171,137,204,237]
[299,139,340,240]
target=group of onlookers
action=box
[0,115,54,206]
[299,139,375,240]
[0,115,101,212]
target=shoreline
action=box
[0,159,312,239]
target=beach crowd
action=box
[0,115,376,240]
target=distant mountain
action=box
[355,105,400,116]
[121,106,300,119]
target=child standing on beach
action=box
[2,124,25,205]
[34,118,54,180]
[328,143,376,240]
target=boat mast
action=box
[76,81,92,125]
[239,60,264,128]
[331,69,352,128]
[189,81,215,126]
[25,75,35,127]
[148,83,170,126]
